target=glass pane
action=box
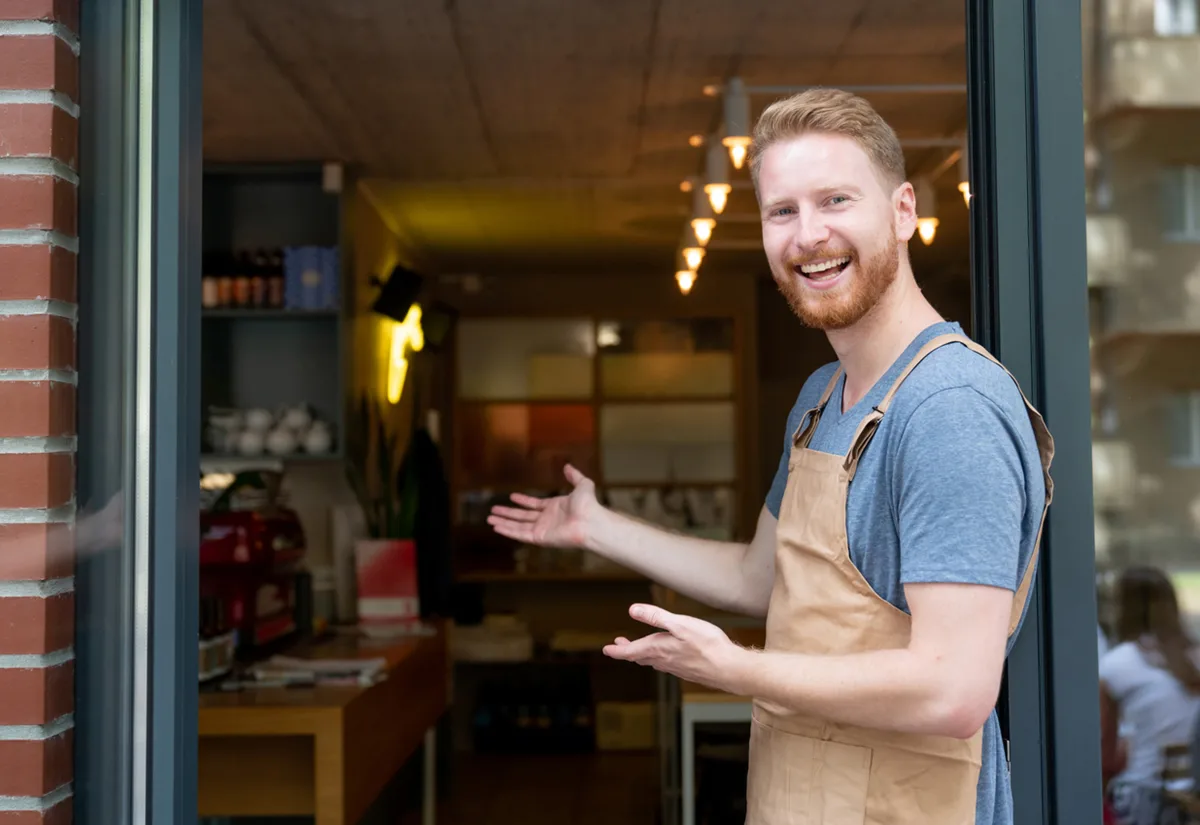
[458,403,596,488]
[602,486,736,541]
[597,318,734,398]
[457,318,594,399]
[599,402,734,483]
[1085,0,1200,739]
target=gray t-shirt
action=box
[764,321,1045,825]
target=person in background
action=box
[1100,566,1200,824]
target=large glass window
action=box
[1085,0,1200,814]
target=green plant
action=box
[345,392,420,539]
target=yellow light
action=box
[676,270,696,294]
[680,180,693,193]
[704,183,731,214]
[917,217,939,246]
[722,136,751,170]
[386,304,424,404]
[683,246,705,271]
[958,181,971,207]
[688,134,705,147]
[691,217,716,246]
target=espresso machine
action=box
[199,470,312,672]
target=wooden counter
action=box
[198,623,449,825]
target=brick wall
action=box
[0,2,79,824]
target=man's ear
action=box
[894,181,918,243]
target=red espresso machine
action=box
[199,470,311,668]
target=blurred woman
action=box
[1100,566,1200,824]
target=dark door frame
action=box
[967,0,1103,822]
[74,0,1100,822]
[76,0,202,822]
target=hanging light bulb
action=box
[676,269,696,294]
[704,142,732,214]
[680,225,705,271]
[691,187,716,246]
[720,77,752,170]
[913,177,939,246]
[957,150,971,207]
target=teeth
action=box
[799,256,850,277]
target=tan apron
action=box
[745,333,1055,825]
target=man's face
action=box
[757,132,914,330]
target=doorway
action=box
[70,1,1101,824]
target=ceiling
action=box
[203,0,971,282]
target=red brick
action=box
[0,660,71,725]
[0,36,78,102]
[0,454,72,509]
[0,594,72,655]
[0,524,73,581]
[0,382,73,437]
[0,798,71,825]
[0,730,71,796]
[0,0,79,35]
[0,105,77,167]
[0,315,75,370]
[0,246,76,302]
[0,177,76,234]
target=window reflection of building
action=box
[1086,0,1200,638]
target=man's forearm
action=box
[585,507,764,617]
[724,645,994,739]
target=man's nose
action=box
[792,214,831,254]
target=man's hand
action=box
[487,464,601,550]
[603,604,743,694]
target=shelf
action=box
[202,308,340,320]
[455,569,648,584]
[200,451,344,464]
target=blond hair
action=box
[748,88,906,190]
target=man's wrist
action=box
[581,504,615,554]
[721,641,758,697]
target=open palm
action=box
[487,464,599,549]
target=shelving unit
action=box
[199,163,347,465]
[447,314,747,757]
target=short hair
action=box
[748,88,907,190]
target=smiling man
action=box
[488,88,1053,824]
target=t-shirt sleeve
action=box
[891,386,1028,591]
[765,440,790,520]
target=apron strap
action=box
[792,367,844,449]
[840,333,1056,637]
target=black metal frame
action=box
[76,0,202,822]
[966,0,1103,822]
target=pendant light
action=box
[721,78,752,170]
[691,187,716,246]
[675,251,696,294]
[680,224,706,271]
[704,142,732,215]
[913,177,939,245]
[958,149,971,207]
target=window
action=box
[1160,166,1200,240]
[1168,392,1200,466]
[1156,0,1198,35]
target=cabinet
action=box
[199,164,347,464]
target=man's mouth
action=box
[794,256,852,282]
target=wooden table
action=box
[198,624,449,825]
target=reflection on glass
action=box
[600,402,734,483]
[597,318,734,398]
[602,486,735,541]
[1086,0,1200,812]
[458,403,595,488]
[457,319,594,399]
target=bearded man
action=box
[488,88,1053,825]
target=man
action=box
[488,88,1053,824]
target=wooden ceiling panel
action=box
[448,0,658,177]
[204,0,972,275]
